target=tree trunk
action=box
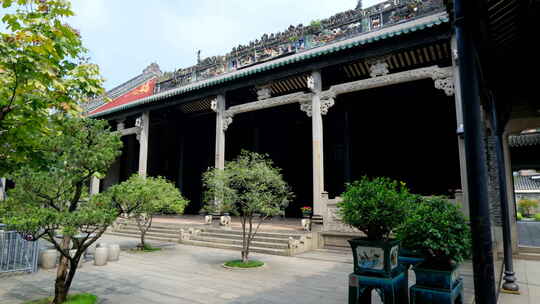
[241,216,248,263]
[53,236,72,304]
[140,231,146,250]
[243,215,254,263]
[242,250,249,263]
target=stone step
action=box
[201,228,304,239]
[106,232,178,243]
[117,227,180,237]
[518,246,540,254]
[180,239,289,256]
[117,223,181,232]
[115,230,179,239]
[515,252,540,261]
[190,236,289,250]
[198,232,293,244]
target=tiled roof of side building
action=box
[509,132,540,148]
[82,63,162,113]
[514,175,540,193]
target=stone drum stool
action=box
[40,249,58,269]
[94,245,108,266]
[108,244,120,262]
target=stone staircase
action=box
[107,220,313,256]
[516,246,540,261]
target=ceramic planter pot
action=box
[398,247,425,269]
[348,238,402,277]
[413,261,460,290]
[40,249,58,269]
[108,244,120,262]
[94,247,108,266]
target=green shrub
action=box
[535,213,540,221]
[396,196,471,266]
[518,199,539,217]
[517,212,523,220]
[337,176,418,240]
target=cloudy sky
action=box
[68,0,386,90]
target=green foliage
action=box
[0,0,106,175]
[0,116,121,304]
[106,175,188,217]
[0,117,122,238]
[396,196,471,265]
[224,260,265,268]
[535,213,540,221]
[103,174,188,248]
[24,293,97,304]
[202,151,292,218]
[517,212,523,221]
[202,151,292,262]
[518,199,539,217]
[337,176,418,240]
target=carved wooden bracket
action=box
[300,92,336,117]
[222,92,313,130]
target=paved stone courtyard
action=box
[518,221,540,247]
[1,235,351,304]
[0,235,491,304]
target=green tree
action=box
[0,117,122,304]
[202,151,293,263]
[518,199,539,217]
[105,175,189,249]
[0,0,105,174]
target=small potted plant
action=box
[396,196,471,290]
[300,206,312,218]
[338,176,416,277]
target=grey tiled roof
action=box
[509,133,540,148]
[514,175,540,192]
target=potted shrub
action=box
[338,176,416,277]
[396,196,471,290]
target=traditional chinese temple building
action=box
[83,0,540,302]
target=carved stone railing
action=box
[155,0,445,94]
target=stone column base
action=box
[311,215,324,232]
